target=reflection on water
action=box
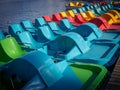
[0,0,66,32]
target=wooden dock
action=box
[106,56,120,90]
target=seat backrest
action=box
[51,32,90,54]
[81,7,87,12]
[9,24,24,38]
[72,9,78,14]
[74,23,102,45]
[66,16,74,23]
[0,37,26,61]
[78,2,84,7]
[80,12,90,20]
[69,2,75,6]
[101,13,114,25]
[75,14,87,23]
[48,22,62,32]
[18,31,42,49]
[86,11,96,18]
[77,8,84,13]
[21,20,35,32]
[6,51,63,87]
[104,5,109,10]
[35,17,47,27]
[66,10,75,18]
[85,6,90,11]
[98,17,110,29]
[75,1,79,6]
[42,15,53,22]
[37,25,55,42]
[107,13,118,23]
[60,19,74,31]
[52,13,62,22]
[93,4,98,8]
[0,30,5,40]
[101,6,107,11]
[60,12,68,18]
[89,17,110,31]
[89,5,94,9]
[107,4,112,9]
[79,23,102,37]
[97,3,100,7]
[108,10,120,19]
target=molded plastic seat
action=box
[21,20,36,33]
[37,25,57,42]
[72,9,78,14]
[101,6,108,12]
[107,4,120,12]
[66,16,82,26]
[35,17,47,27]
[77,8,84,13]
[9,24,24,40]
[85,6,91,11]
[17,31,44,49]
[48,32,119,67]
[86,10,97,19]
[42,15,53,22]
[104,5,111,11]
[20,20,38,40]
[60,19,76,31]
[108,10,120,19]
[89,17,110,31]
[47,22,66,35]
[101,13,120,25]
[0,30,5,40]
[58,11,83,26]
[93,8,105,15]
[80,12,91,21]
[90,16,120,31]
[81,7,87,12]
[65,11,86,26]
[60,11,68,18]
[0,51,108,90]
[75,14,87,23]
[66,10,75,18]
[52,13,62,22]
[76,23,120,45]
[52,12,79,26]
[69,2,75,6]
[89,5,94,9]
[107,4,112,10]
[0,37,26,63]
[101,13,115,25]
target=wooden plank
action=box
[106,56,120,90]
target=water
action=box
[0,0,67,32]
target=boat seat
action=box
[60,19,76,31]
[52,13,62,22]
[0,30,5,40]
[60,11,68,18]
[0,37,26,63]
[66,10,75,18]
[42,15,53,22]
[80,12,91,21]
[37,25,57,42]
[48,32,119,67]
[86,10,97,19]
[47,22,66,35]
[35,17,47,27]
[20,20,38,40]
[0,50,108,90]
[17,31,45,50]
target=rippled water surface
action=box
[0,0,67,32]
